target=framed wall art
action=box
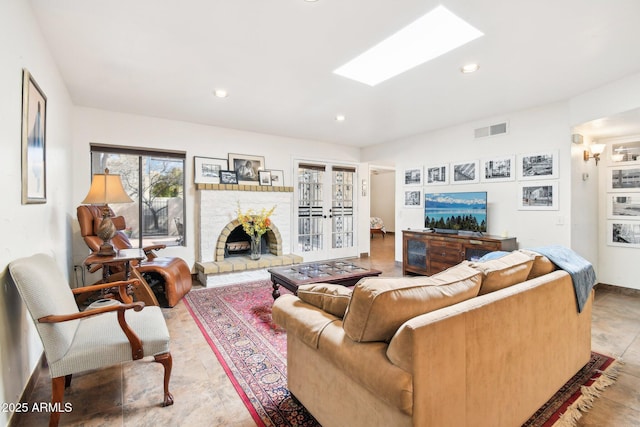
[518,181,558,210]
[194,156,227,184]
[21,69,47,204]
[259,170,272,186]
[403,189,422,208]
[220,170,238,185]
[404,166,423,186]
[607,221,640,248]
[268,169,284,187]
[610,138,640,163]
[608,165,640,191]
[425,164,448,186]
[451,160,479,184]
[607,193,640,220]
[228,153,265,185]
[481,155,515,182]
[518,150,558,180]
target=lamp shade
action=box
[591,143,606,155]
[82,169,133,205]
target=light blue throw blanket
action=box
[478,246,596,313]
[529,246,596,313]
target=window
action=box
[90,144,186,247]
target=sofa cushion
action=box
[469,251,534,295]
[297,284,352,318]
[519,249,556,279]
[271,294,339,349]
[342,263,482,343]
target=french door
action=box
[294,160,359,262]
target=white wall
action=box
[569,71,640,290]
[71,107,363,270]
[362,102,574,263]
[0,1,74,424]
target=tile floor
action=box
[12,235,640,426]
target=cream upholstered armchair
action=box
[9,253,174,427]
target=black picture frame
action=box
[220,170,238,184]
[259,170,272,186]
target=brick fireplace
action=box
[194,186,302,286]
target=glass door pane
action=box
[297,165,324,254]
[331,168,355,249]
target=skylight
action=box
[333,5,483,86]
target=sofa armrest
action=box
[272,294,340,349]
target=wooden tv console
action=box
[402,229,517,276]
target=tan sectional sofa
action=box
[272,250,594,427]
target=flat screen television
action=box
[424,191,487,234]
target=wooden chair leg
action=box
[50,376,66,427]
[154,353,174,407]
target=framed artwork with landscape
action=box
[229,153,265,185]
[21,69,47,204]
[194,156,227,184]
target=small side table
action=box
[84,249,158,306]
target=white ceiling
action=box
[29,0,640,147]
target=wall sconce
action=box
[584,143,606,166]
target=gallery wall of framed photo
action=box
[604,138,640,249]
[402,150,560,211]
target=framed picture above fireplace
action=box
[220,170,238,184]
[229,153,265,185]
[194,156,227,184]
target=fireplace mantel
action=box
[195,183,293,192]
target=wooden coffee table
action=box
[269,260,381,299]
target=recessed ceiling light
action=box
[335,114,346,122]
[461,63,480,73]
[333,5,483,86]
[214,89,228,98]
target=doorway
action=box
[369,166,396,262]
[294,160,359,262]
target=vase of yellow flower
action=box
[237,204,276,260]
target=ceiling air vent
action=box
[474,121,508,139]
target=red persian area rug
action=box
[184,281,619,427]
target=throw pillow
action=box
[468,251,534,295]
[518,249,556,279]
[297,284,352,318]
[342,263,482,343]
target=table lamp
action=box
[81,168,133,256]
